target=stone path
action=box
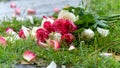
[0,0,81,19]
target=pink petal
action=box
[50,40,60,50]
[10,2,16,8]
[15,8,21,15]
[0,36,7,46]
[68,44,75,51]
[53,7,60,13]
[23,50,36,62]
[27,8,36,15]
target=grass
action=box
[0,0,120,68]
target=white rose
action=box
[81,28,95,40]
[58,10,77,22]
[97,27,109,37]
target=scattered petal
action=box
[53,7,60,13]
[15,8,21,15]
[27,8,36,15]
[50,40,60,50]
[97,27,109,37]
[0,36,7,46]
[23,50,36,62]
[47,61,57,68]
[68,44,75,51]
[27,16,34,24]
[100,53,112,57]
[10,2,16,8]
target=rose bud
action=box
[10,2,16,8]
[61,33,74,44]
[81,28,95,40]
[6,28,14,35]
[0,36,7,46]
[41,16,54,28]
[97,27,109,37]
[50,40,60,50]
[15,8,21,15]
[18,26,30,39]
[23,50,36,62]
[36,28,49,42]
[53,7,60,13]
[27,8,36,15]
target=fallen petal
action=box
[100,53,112,57]
[10,2,16,8]
[50,40,60,50]
[97,27,109,37]
[23,50,36,62]
[68,44,75,51]
[47,61,57,68]
[0,36,7,46]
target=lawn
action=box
[0,0,120,68]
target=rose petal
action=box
[97,27,109,37]
[0,36,7,46]
[53,7,60,13]
[10,2,16,8]
[50,40,60,50]
[27,8,36,15]
[47,61,57,68]
[68,44,75,51]
[23,50,36,62]
[15,8,21,15]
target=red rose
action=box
[43,21,54,33]
[61,33,74,44]
[36,28,49,42]
[53,18,77,34]
[18,29,26,39]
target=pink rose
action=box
[10,2,16,8]
[27,8,36,15]
[18,29,26,39]
[0,36,7,46]
[23,50,36,62]
[61,33,74,44]
[36,28,49,42]
[53,18,77,34]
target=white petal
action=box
[68,44,75,51]
[97,27,109,37]
[27,16,34,24]
[100,53,112,57]
[22,26,30,38]
[47,61,57,68]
